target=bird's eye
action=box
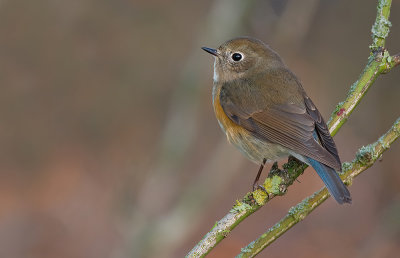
[231,53,242,61]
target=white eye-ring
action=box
[231,52,243,61]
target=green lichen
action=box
[392,118,400,135]
[240,240,256,253]
[356,145,375,165]
[251,175,284,205]
[288,195,314,221]
[370,0,392,49]
[230,200,252,213]
[252,189,268,206]
[264,175,283,194]
[383,50,393,63]
[349,77,361,92]
[376,135,389,150]
[371,16,391,39]
[378,49,394,72]
[341,162,353,172]
[262,222,282,236]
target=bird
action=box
[202,37,351,204]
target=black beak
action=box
[202,47,218,56]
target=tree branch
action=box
[370,0,392,50]
[187,0,397,257]
[328,0,393,135]
[237,117,400,257]
[186,160,307,257]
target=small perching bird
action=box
[202,37,351,204]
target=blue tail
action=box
[307,157,351,204]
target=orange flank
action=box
[213,88,261,163]
[213,88,246,142]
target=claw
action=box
[253,184,268,194]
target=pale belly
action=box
[222,123,291,164]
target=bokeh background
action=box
[0,0,399,257]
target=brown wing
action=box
[303,94,342,167]
[219,70,341,171]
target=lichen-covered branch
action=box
[187,0,397,257]
[370,0,392,50]
[186,160,307,257]
[328,0,393,135]
[237,117,400,257]
[384,52,400,72]
[327,47,392,136]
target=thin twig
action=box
[328,0,393,135]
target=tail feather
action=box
[307,157,351,204]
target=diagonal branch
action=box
[328,0,393,135]
[237,117,400,257]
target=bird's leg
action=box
[288,155,301,163]
[252,158,267,191]
[288,156,303,183]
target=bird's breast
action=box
[212,86,289,164]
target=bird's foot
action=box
[251,183,270,203]
[252,183,269,195]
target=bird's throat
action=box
[213,60,219,82]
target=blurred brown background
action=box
[0,0,399,257]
